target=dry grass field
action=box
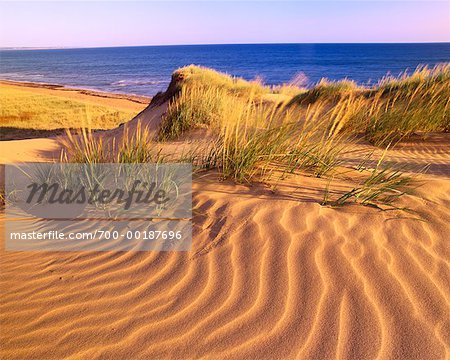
[0,81,148,139]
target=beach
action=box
[2,0,450,355]
[0,79,150,107]
[1,65,449,359]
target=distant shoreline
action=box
[1,41,449,52]
[0,79,151,104]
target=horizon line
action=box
[1,41,450,51]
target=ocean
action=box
[1,43,449,96]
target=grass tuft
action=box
[60,122,162,164]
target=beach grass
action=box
[159,72,352,182]
[292,78,360,104]
[327,150,415,209]
[58,64,448,209]
[174,65,268,97]
[162,64,449,147]
[334,64,449,145]
[60,122,161,164]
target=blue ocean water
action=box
[1,43,449,96]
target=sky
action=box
[0,1,449,48]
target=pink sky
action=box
[0,1,449,48]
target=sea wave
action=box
[110,79,167,87]
[0,72,45,78]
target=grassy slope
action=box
[0,84,144,131]
[160,64,449,146]
[152,65,447,207]
[55,64,447,208]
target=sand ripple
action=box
[1,175,449,359]
[1,134,450,359]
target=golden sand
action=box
[0,87,449,359]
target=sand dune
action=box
[0,84,164,163]
[340,133,450,178]
[1,85,449,358]
[1,155,450,359]
[0,137,61,163]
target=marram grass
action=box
[60,122,163,164]
[60,64,446,210]
[164,64,449,147]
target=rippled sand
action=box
[1,135,449,359]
